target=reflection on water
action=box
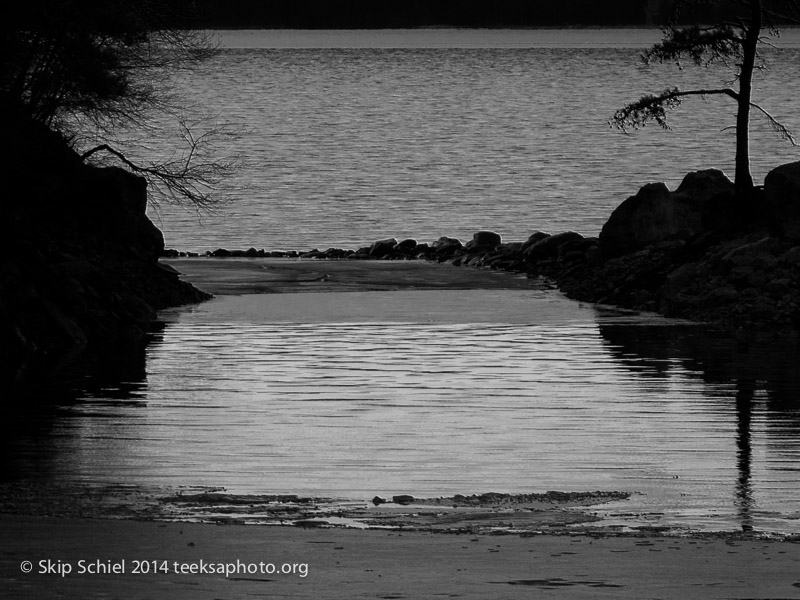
[3,294,800,534]
[1,334,154,482]
[598,322,800,533]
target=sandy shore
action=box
[3,514,800,599]
[161,256,549,295]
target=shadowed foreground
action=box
[2,515,799,599]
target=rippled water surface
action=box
[10,30,800,535]
[8,267,800,534]
[140,28,800,251]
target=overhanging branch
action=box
[612,87,739,131]
[80,138,236,208]
[749,101,797,145]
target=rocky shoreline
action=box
[1,121,210,388]
[6,136,800,391]
[165,162,800,331]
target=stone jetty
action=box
[165,162,800,331]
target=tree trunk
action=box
[734,0,761,196]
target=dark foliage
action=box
[0,1,209,133]
[0,1,237,206]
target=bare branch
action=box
[80,118,240,208]
[749,101,797,144]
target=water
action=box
[142,28,800,252]
[8,30,800,535]
[6,262,800,534]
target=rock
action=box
[720,237,779,269]
[369,237,397,258]
[674,168,735,203]
[599,175,732,257]
[432,236,462,250]
[372,496,388,506]
[431,237,463,259]
[521,231,551,252]
[663,262,703,299]
[321,247,351,259]
[413,242,431,258]
[79,166,164,261]
[702,286,740,306]
[764,161,800,239]
[766,278,793,299]
[392,494,415,505]
[523,231,584,261]
[395,238,418,254]
[299,249,324,258]
[470,230,502,248]
[499,242,523,253]
[3,156,210,383]
[157,262,182,276]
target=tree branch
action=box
[644,24,743,68]
[80,118,240,209]
[749,101,797,145]
[611,87,740,131]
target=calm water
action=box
[8,30,800,535]
[6,267,800,534]
[144,28,800,251]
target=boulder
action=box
[521,231,551,252]
[663,261,703,300]
[392,495,415,505]
[674,168,735,203]
[470,230,502,248]
[432,236,462,250]
[431,236,463,258]
[720,237,779,270]
[523,231,584,261]
[413,242,432,258]
[368,237,397,257]
[3,160,210,382]
[599,175,731,257]
[395,238,418,252]
[78,166,165,262]
[764,161,800,239]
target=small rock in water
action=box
[372,496,388,506]
[392,494,415,505]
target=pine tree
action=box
[612,0,800,197]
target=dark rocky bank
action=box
[169,163,800,331]
[1,118,210,386]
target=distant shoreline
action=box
[206,27,800,50]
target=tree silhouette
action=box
[612,0,800,196]
[1,0,235,206]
